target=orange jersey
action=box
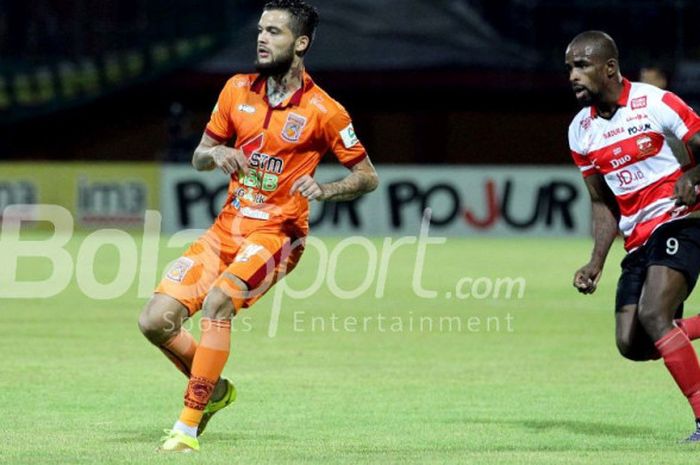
[204,72,368,237]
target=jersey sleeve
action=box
[323,107,368,168]
[205,77,237,142]
[568,121,597,177]
[658,91,700,142]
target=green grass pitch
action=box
[4,232,700,464]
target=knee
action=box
[616,335,656,361]
[202,288,236,320]
[138,298,183,344]
[616,338,647,361]
[637,305,670,341]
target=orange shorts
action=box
[155,217,305,315]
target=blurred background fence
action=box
[1,0,698,235]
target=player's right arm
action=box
[573,174,619,294]
[191,133,249,175]
[191,75,249,175]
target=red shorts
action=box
[155,217,304,315]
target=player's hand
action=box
[672,173,699,206]
[212,146,249,176]
[573,262,602,295]
[290,175,324,201]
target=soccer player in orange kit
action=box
[137,0,379,452]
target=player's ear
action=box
[606,59,618,78]
[295,35,310,55]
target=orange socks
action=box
[159,329,198,377]
[179,318,232,427]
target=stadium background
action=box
[4,0,700,237]
[5,1,700,464]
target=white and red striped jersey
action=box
[569,78,700,251]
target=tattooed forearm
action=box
[319,164,379,201]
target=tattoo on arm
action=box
[193,148,216,171]
[192,135,226,171]
[320,161,379,201]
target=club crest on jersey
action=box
[636,135,655,157]
[166,257,194,283]
[631,96,647,110]
[281,112,307,142]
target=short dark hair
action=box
[264,0,319,51]
[569,30,619,62]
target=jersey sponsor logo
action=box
[237,104,256,114]
[249,152,284,174]
[603,127,624,139]
[281,112,307,142]
[610,154,632,169]
[233,187,267,205]
[239,207,270,221]
[627,123,652,136]
[631,96,647,110]
[626,113,648,122]
[239,133,282,193]
[241,171,279,192]
[614,168,646,188]
[166,256,195,282]
[340,123,359,148]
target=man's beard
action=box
[573,86,597,107]
[577,95,593,107]
[255,47,295,77]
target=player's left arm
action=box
[289,157,379,201]
[291,105,379,201]
[675,132,700,205]
[659,91,700,205]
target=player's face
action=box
[565,43,606,106]
[255,10,297,76]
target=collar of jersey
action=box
[590,77,631,119]
[251,71,315,109]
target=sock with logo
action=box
[178,318,232,429]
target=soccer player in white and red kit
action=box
[567,31,700,441]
